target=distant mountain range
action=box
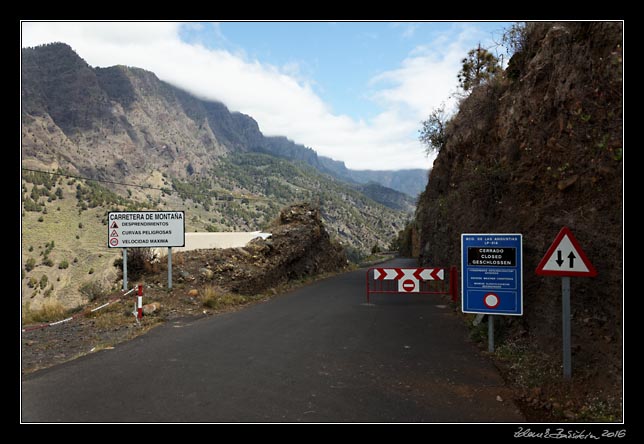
[21,42,427,198]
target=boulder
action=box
[142,302,160,315]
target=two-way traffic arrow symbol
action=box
[555,250,577,268]
[568,251,576,268]
[556,250,564,267]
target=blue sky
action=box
[22,21,516,170]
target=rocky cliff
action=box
[415,22,622,406]
[22,42,423,199]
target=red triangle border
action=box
[535,226,598,277]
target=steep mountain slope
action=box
[21,43,411,309]
[318,156,428,197]
[355,183,416,213]
[414,22,622,416]
[22,42,424,199]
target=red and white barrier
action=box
[137,284,143,320]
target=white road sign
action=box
[107,211,185,248]
[535,226,597,277]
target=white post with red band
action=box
[137,284,143,320]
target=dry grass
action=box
[22,299,68,324]
[200,285,249,309]
[84,302,133,329]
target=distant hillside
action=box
[318,156,427,198]
[21,43,411,309]
[355,182,416,213]
[22,42,423,199]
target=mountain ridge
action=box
[21,42,412,307]
[22,42,426,197]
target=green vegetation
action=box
[25,257,36,272]
[200,286,250,310]
[393,222,415,257]
[457,45,501,91]
[58,260,69,269]
[39,275,49,289]
[79,281,109,302]
[419,105,448,154]
[75,181,128,210]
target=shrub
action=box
[113,248,158,280]
[79,281,108,302]
[419,105,448,154]
[25,257,36,272]
[88,268,94,274]
[58,260,69,269]
[27,277,38,288]
[39,274,48,289]
[42,257,54,267]
[201,286,248,309]
[37,216,44,222]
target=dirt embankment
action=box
[415,22,622,420]
[163,202,348,294]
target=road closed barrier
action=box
[366,266,458,303]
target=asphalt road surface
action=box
[22,258,524,423]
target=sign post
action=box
[536,226,597,379]
[168,247,173,290]
[461,234,523,352]
[561,277,571,378]
[122,248,128,291]
[108,211,185,289]
[488,315,494,352]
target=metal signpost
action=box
[536,226,597,379]
[461,234,523,352]
[107,211,185,290]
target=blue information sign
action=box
[461,234,523,315]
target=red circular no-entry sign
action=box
[402,279,416,292]
[483,293,500,309]
[109,238,119,247]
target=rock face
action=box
[21,43,422,200]
[170,203,348,295]
[415,23,622,381]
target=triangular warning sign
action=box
[110,230,119,237]
[536,227,597,277]
[110,221,119,229]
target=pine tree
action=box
[458,44,501,91]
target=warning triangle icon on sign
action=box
[535,226,597,277]
[110,221,118,229]
[110,230,118,237]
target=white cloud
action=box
[19,21,484,170]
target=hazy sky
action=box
[21,21,515,170]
